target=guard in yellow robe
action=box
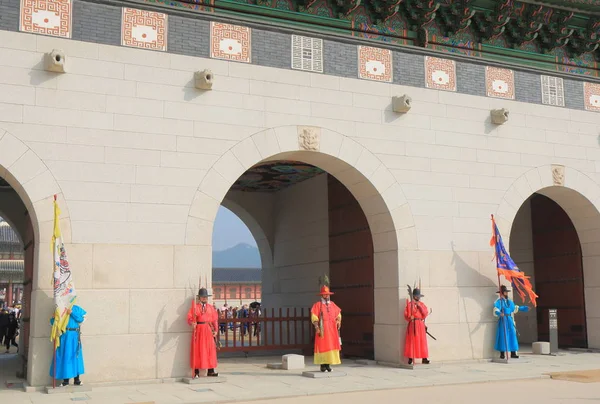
[310,283,342,372]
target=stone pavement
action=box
[1,350,599,404]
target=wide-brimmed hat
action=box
[198,287,211,297]
[318,285,334,296]
[412,288,424,298]
[497,285,510,294]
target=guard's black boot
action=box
[61,379,69,387]
[326,365,332,372]
[194,369,200,379]
[422,358,430,364]
[500,352,505,359]
[207,369,219,377]
[510,352,519,359]
[320,365,326,372]
[74,376,83,386]
[408,358,413,365]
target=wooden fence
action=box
[218,307,313,354]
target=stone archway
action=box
[496,165,600,349]
[0,129,72,385]
[221,196,274,271]
[185,125,417,363]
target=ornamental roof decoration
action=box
[189,0,600,65]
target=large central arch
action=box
[496,165,600,350]
[185,126,417,363]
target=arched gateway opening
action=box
[0,129,71,386]
[501,167,600,350]
[186,126,416,363]
[222,160,375,358]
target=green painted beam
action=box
[214,0,351,32]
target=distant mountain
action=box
[213,243,261,268]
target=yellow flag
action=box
[49,196,77,349]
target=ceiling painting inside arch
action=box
[231,160,325,192]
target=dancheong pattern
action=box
[210,22,251,63]
[122,8,168,51]
[425,56,457,92]
[19,0,72,38]
[486,67,515,100]
[358,46,392,82]
[584,82,600,112]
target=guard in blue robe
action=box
[493,285,529,359]
[50,305,86,386]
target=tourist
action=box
[5,312,18,353]
[311,276,342,372]
[404,287,430,365]
[187,288,219,378]
[50,305,86,386]
[0,307,9,352]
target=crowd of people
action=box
[216,303,261,337]
[0,305,21,354]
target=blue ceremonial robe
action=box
[493,298,528,352]
[50,305,86,380]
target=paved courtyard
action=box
[1,349,599,404]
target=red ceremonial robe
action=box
[187,302,218,370]
[403,300,428,359]
[310,300,342,365]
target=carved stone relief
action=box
[298,126,320,151]
[552,164,565,186]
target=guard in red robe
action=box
[311,283,342,372]
[187,288,219,377]
[404,288,430,365]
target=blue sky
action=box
[212,206,257,251]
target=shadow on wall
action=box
[154,295,195,379]
[452,242,498,359]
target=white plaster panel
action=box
[213,151,246,183]
[114,114,193,137]
[188,191,220,221]
[185,216,213,246]
[0,131,27,168]
[160,151,219,170]
[373,323,401,364]
[174,245,211,289]
[135,166,205,187]
[80,334,158,382]
[374,287,401,325]
[252,128,281,159]
[67,127,176,151]
[92,244,174,288]
[130,289,194,334]
[105,147,161,166]
[77,289,130,336]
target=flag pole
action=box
[492,215,510,362]
[52,194,57,388]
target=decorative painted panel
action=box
[358,46,392,82]
[485,67,515,99]
[19,0,72,38]
[584,82,600,112]
[210,22,251,63]
[291,35,323,73]
[122,8,167,51]
[425,56,456,91]
[541,76,565,107]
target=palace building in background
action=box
[0,0,599,387]
[0,217,25,306]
